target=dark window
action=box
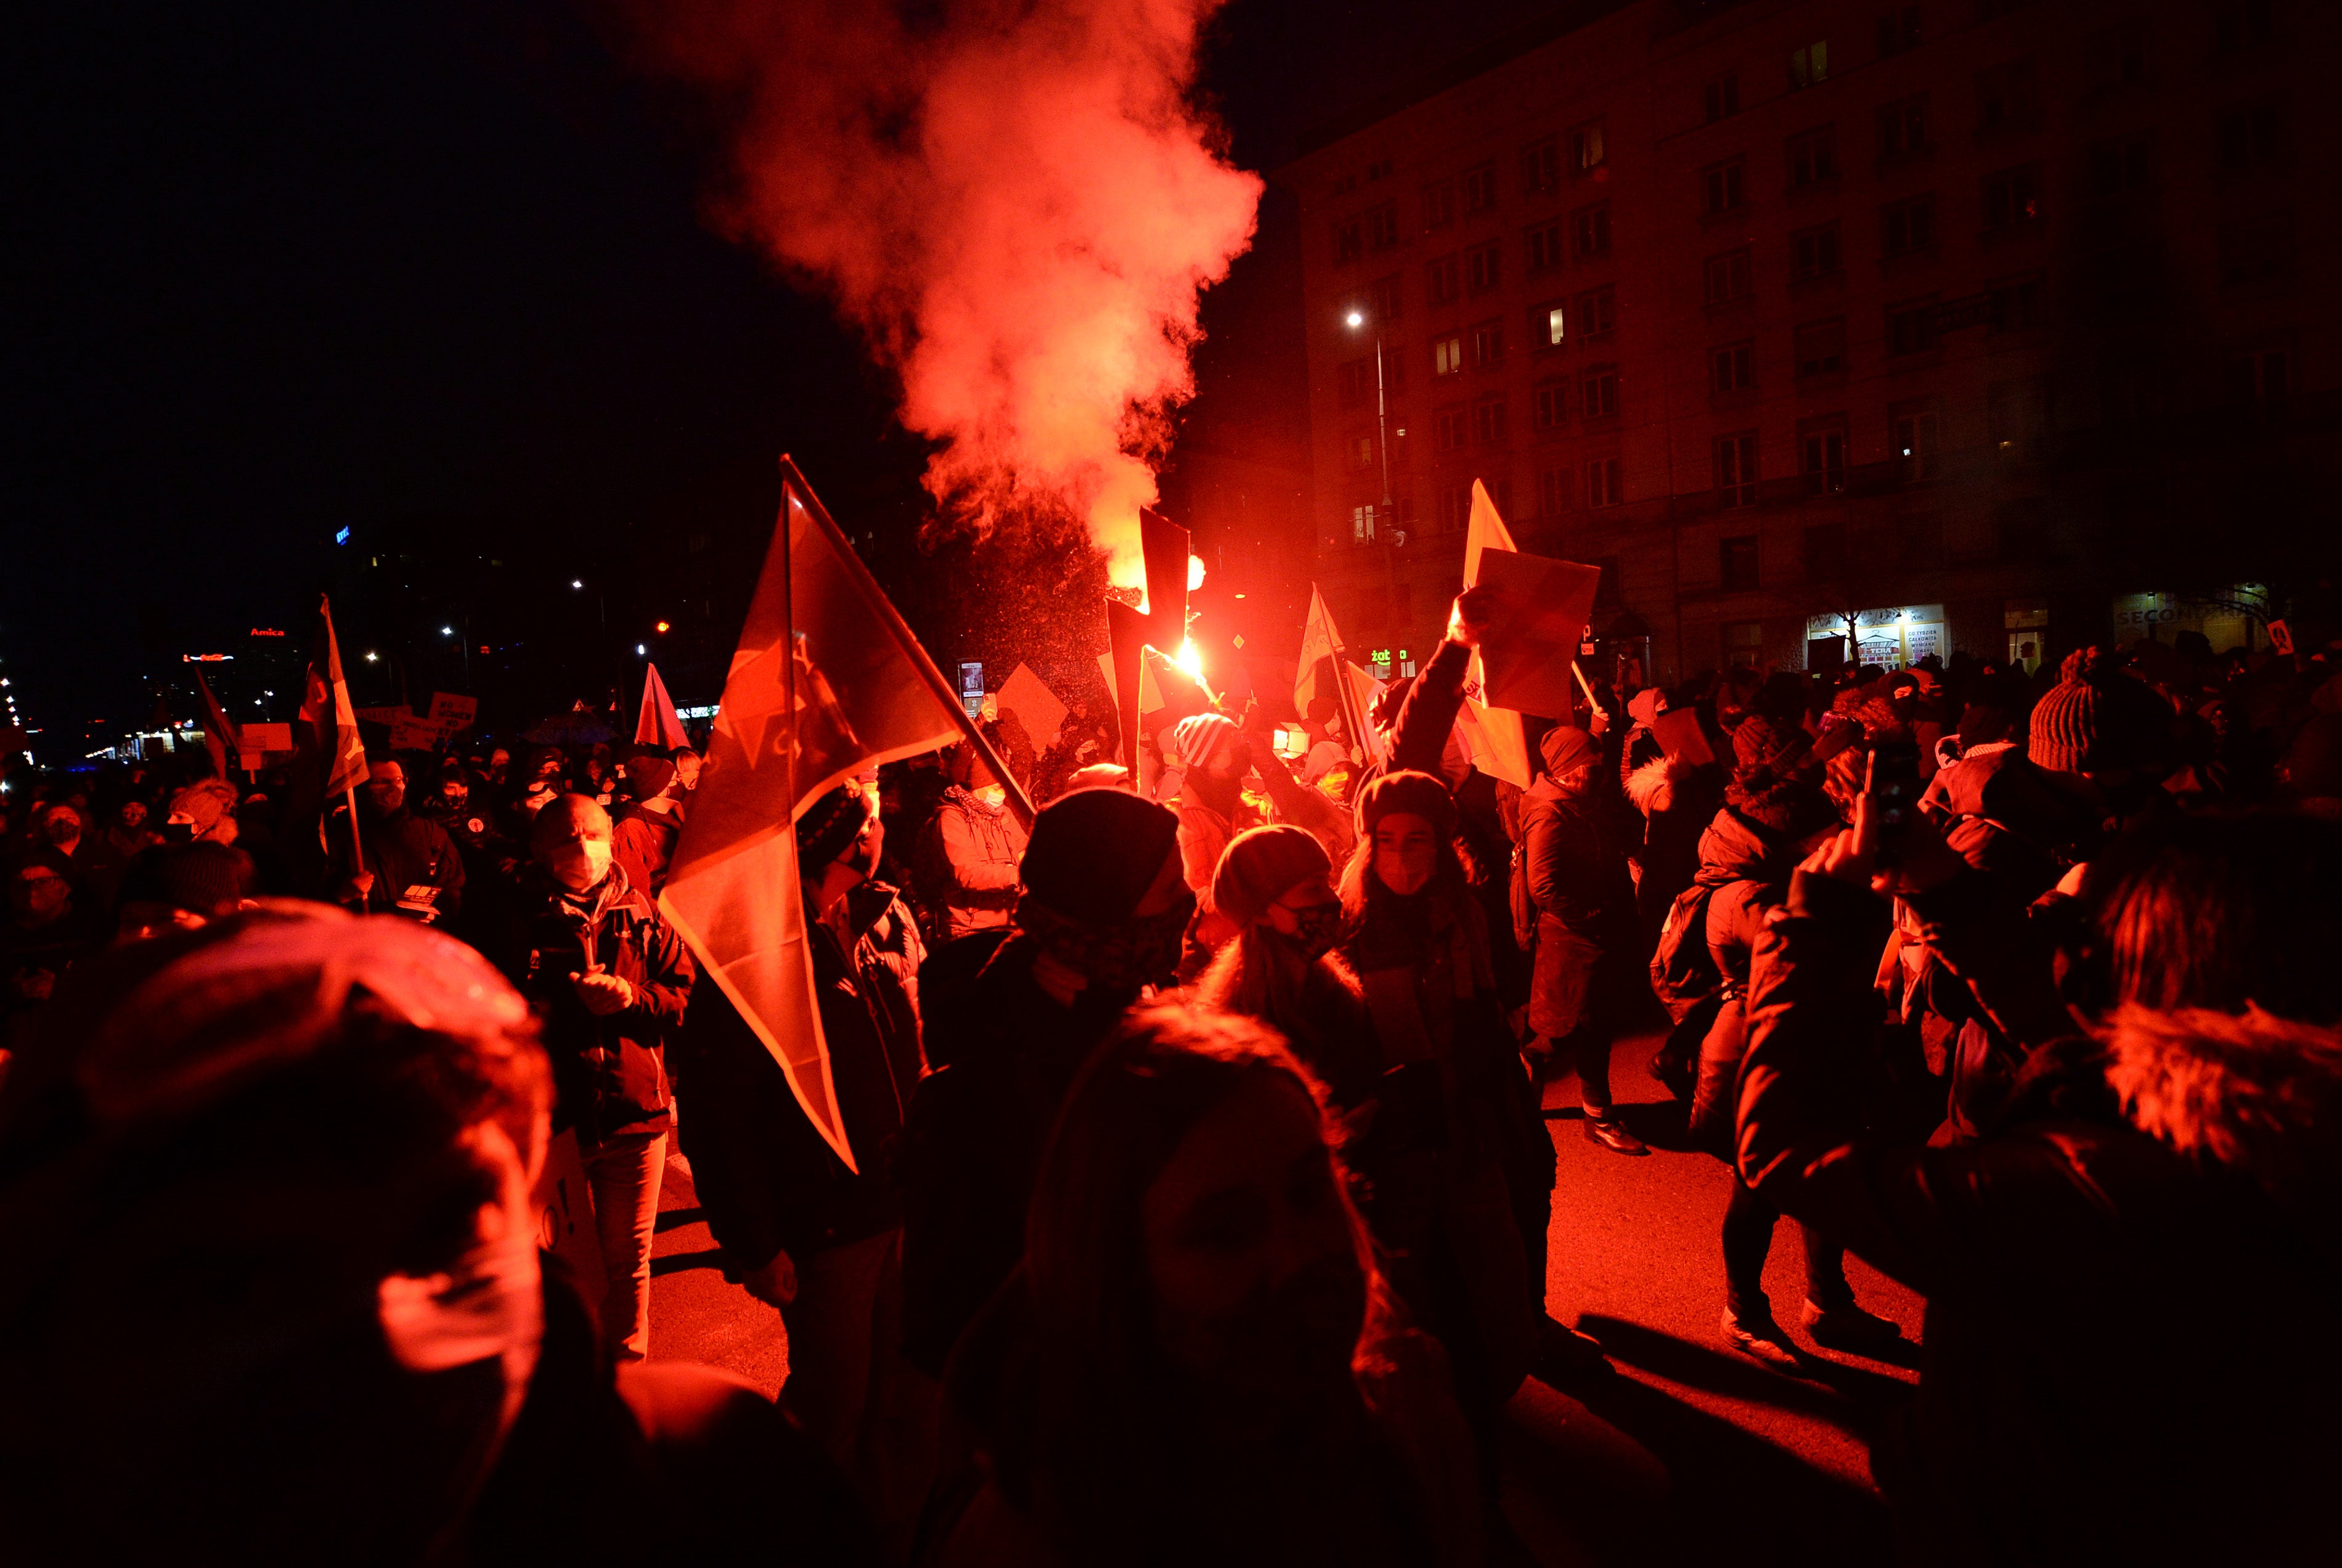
[1800,421,1849,494]
[1346,431,1375,470]
[1704,160,1747,214]
[1989,275,2040,329]
[1789,126,1838,186]
[1789,40,1829,90]
[1437,486,1472,534]
[1472,397,1508,446]
[1424,182,1455,228]
[1577,284,1617,335]
[1890,402,1941,480]
[1976,58,2040,134]
[1370,272,1403,321]
[1531,300,1567,348]
[1427,253,1460,306]
[2218,211,2295,286]
[1520,137,1561,195]
[1882,194,1937,255]
[2219,103,2289,172]
[1878,96,1928,158]
[1982,164,2043,228]
[1432,332,1464,377]
[1528,221,1565,273]
[1333,218,1363,264]
[1583,365,1620,417]
[1571,121,1607,174]
[1337,359,1373,407]
[1717,435,1759,507]
[1794,317,1847,376]
[1803,522,1846,580]
[1887,301,1938,356]
[1434,406,1469,451]
[1468,317,1504,367]
[2214,1,2275,55]
[1987,376,2051,455]
[1466,242,1502,294]
[1877,6,1922,57]
[1366,202,1400,249]
[1705,248,1754,304]
[1572,202,1612,259]
[1534,381,1569,431]
[1721,534,1761,589]
[1463,161,1499,212]
[1539,465,1573,515]
[1704,75,1740,121]
[1792,223,1842,280]
[1587,456,1623,507]
[2085,136,2153,198]
[1723,620,1764,668]
[1713,341,1755,393]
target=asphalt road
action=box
[647,1025,1924,1566]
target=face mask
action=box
[1374,839,1437,897]
[547,839,611,892]
[363,783,404,816]
[120,805,147,829]
[44,817,80,846]
[161,820,197,845]
[1023,892,1196,995]
[1280,904,1344,962]
[442,789,468,812]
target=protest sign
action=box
[428,692,478,732]
[1471,547,1602,719]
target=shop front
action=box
[2110,586,2269,655]
[1805,603,1948,672]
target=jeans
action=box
[582,1129,666,1361]
[1721,1174,1851,1320]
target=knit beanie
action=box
[167,778,239,837]
[1211,825,1331,926]
[2028,647,2169,775]
[1354,769,1455,839]
[1540,725,1601,780]
[1020,786,1180,925]
[624,755,678,801]
[794,785,872,872]
[118,842,251,917]
[1731,714,1811,781]
[1171,713,1241,775]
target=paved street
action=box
[647,1025,1924,1566]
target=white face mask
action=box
[547,838,611,892]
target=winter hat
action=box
[2028,647,2171,775]
[1354,769,1455,839]
[1061,762,1132,794]
[1020,787,1180,925]
[167,778,238,838]
[1212,825,1332,926]
[624,755,678,800]
[117,842,251,917]
[1626,688,1664,729]
[1171,713,1241,775]
[1731,714,1811,781]
[794,785,872,872]
[1727,716,1829,837]
[1540,725,1601,780]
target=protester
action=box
[611,753,687,897]
[0,906,870,1565]
[500,794,695,1362]
[1740,803,2342,1562]
[4,851,96,1025]
[911,740,1026,942]
[1515,725,1646,1156]
[100,796,162,862]
[898,785,1188,1378]
[674,783,930,1536]
[113,841,255,941]
[35,801,128,913]
[163,776,240,846]
[335,757,465,925]
[930,1002,1480,1567]
[1167,711,1350,902]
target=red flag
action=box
[660,460,1005,1169]
[316,595,368,798]
[635,663,690,751]
[192,666,239,777]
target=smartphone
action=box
[1868,740,1922,866]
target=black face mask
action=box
[161,821,197,845]
[1279,905,1344,962]
[1021,891,1198,995]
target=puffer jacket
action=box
[1738,868,2342,1565]
[504,865,693,1146]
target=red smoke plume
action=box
[629,0,1262,590]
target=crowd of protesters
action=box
[3,588,2340,1565]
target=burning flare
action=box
[625,0,1262,586]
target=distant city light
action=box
[364,651,378,663]
[636,643,646,655]
[1345,310,1364,328]
[655,620,671,634]
[571,579,583,589]
[441,626,454,636]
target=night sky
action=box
[4,0,1569,757]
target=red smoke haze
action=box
[629,0,1262,593]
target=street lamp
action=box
[1345,309,1397,544]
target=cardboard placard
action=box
[1470,547,1602,719]
[356,705,410,727]
[239,723,293,753]
[1652,708,1715,768]
[2267,619,2295,656]
[997,663,1068,749]
[428,692,478,731]
[389,714,449,751]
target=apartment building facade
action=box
[1283,0,2339,688]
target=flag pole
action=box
[1315,585,1371,768]
[345,785,369,912]
[778,456,1036,831]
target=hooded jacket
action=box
[1738,870,2342,1565]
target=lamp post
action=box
[1345,308,1404,637]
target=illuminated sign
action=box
[250,627,285,637]
[335,526,351,545]
[181,654,234,662]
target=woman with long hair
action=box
[1193,825,1376,1106]
[931,1002,1479,1567]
